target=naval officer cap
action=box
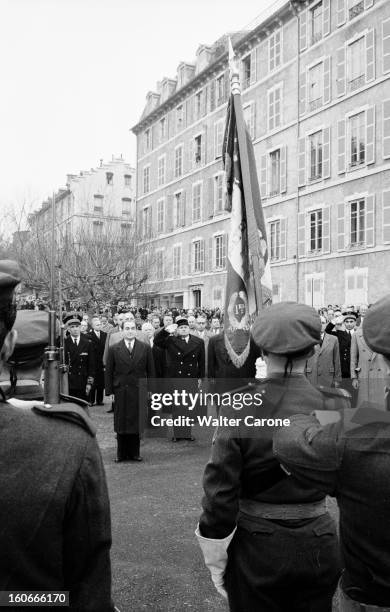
[64,313,82,326]
[251,302,321,355]
[0,260,21,304]
[175,317,189,327]
[363,295,390,358]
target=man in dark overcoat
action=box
[105,319,155,462]
[87,315,107,405]
[64,314,95,401]
[154,317,205,441]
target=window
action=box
[143,166,150,194]
[194,135,202,165]
[144,129,151,152]
[215,235,226,269]
[214,174,224,213]
[349,111,365,167]
[124,174,132,187]
[158,155,166,186]
[176,105,184,131]
[308,62,324,111]
[175,146,183,177]
[192,183,202,222]
[349,0,364,21]
[142,206,151,238]
[311,2,323,44]
[350,199,365,246]
[93,220,103,238]
[309,209,323,252]
[174,192,185,227]
[268,85,282,131]
[348,36,365,90]
[305,273,324,308]
[195,89,205,119]
[193,240,204,273]
[345,267,368,305]
[160,117,166,141]
[214,120,224,158]
[269,30,281,71]
[269,149,281,196]
[157,199,165,233]
[122,198,132,217]
[269,220,281,260]
[173,245,181,277]
[216,73,225,106]
[93,195,103,213]
[106,172,113,185]
[309,131,323,180]
[242,54,252,89]
[243,103,255,139]
[156,250,164,278]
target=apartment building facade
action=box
[29,157,135,244]
[132,0,390,309]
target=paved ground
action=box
[92,400,339,612]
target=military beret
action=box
[64,313,82,326]
[0,260,21,303]
[8,310,55,366]
[363,295,390,357]
[176,317,189,327]
[251,302,321,355]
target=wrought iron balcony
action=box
[349,1,364,20]
[309,98,322,112]
[349,74,365,92]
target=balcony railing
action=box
[309,98,322,112]
[349,1,364,20]
[311,31,322,45]
[309,173,322,182]
[349,74,365,92]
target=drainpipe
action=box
[290,0,301,302]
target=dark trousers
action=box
[225,513,341,612]
[116,433,140,460]
[69,388,87,402]
[90,382,104,405]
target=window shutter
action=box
[383,19,390,74]
[200,239,205,272]
[366,105,375,165]
[323,56,331,104]
[208,237,214,272]
[223,234,227,268]
[337,119,346,174]
[250,102,256,139]
[383,191,390,243]
[298,212,306,258]
[209,80,216,112]
[280,145,287,194]
[366,29,375,83]
[208,177,214,218]
[280,218,287,260]
[365,194,375,247]
[214,123,218,159]
[166,195,173,233]
[186,97,193,127]
[224,69,229,102]
[299,71,306,115]
[337,203,345,251]
[336,0,346,27]
[250,48,257,85]
[322,126,331,179]
[323,0,331,37]
[260,153,267,197]
[187,139,193,173]
[187,243,192,275]
[137,208,143,236]
[322,205,331,253]
[298,137,306,187]
[336,46,346,97]
[201,128,206,165]
[364,0,374,7]
[299,8,308,52]
[383,100,390,159]
[181,192,186,227]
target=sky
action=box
[0,0,277,225]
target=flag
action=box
[222,93,272,368]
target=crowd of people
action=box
[3,274,390,612]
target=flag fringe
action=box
[225,333,250,369]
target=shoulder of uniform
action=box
[31,397,96,437]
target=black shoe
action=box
[130,456,143,462]
[186,437,195,442]
[106,409,114,413]
[171,437,178,442]
[114,458,124,463]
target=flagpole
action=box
[228,40,264,311]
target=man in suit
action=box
[87,316,107,406]
[209,316,221,336]
[305,316,342,388]
[325,311,355,401]
[64,315,95,401]
[105,319,155,462]
[154,317,205,441]
[193,314,210,376]
[351,319,390,407]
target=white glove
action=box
[195,524,236,599]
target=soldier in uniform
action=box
[0,260,115,611]
[64,313,95,401]
[87,315,107,406]
[197,303,346,612]
[154,317,205,441]
[274,294,390,611]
